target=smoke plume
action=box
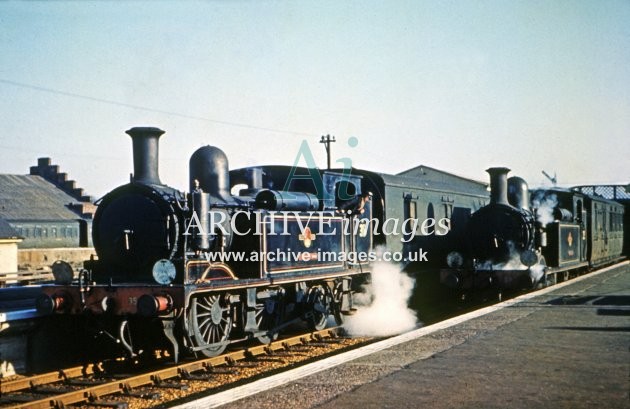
[343,259,418,337]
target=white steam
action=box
[531,191,558,227]
[477,241,545,284]
[343,260,418,337]
[528,263,545,284]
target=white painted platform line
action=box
[172,261,629,409]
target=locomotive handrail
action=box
[198,262,237,281]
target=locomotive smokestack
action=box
[126,127,164,185]
[487,167,510,206]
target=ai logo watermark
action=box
[282,136,359,200]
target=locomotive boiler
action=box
[36,127,372,361]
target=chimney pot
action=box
[126,127,165,185]
[486,167,511,206]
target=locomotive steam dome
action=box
[189,145,232,203]
[92,128,183,280]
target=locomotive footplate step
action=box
[194,262,629,409]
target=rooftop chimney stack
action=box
[126,127,165,185]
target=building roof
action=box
[0,174,85,221]
[0,217,19,239]
[397,164,488,188]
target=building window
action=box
[443,204,453,219]
[426,203,435,235]
[408,201,417,220]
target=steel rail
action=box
[1,364,101,395]
[5,327,341,409]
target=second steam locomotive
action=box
[441,167,625,296]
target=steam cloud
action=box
[477,240,544,284]
[343,259,418,336]
[531,191,558,227]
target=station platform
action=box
[0,286,43,376]
[196,261,629,409]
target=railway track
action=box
[0,327,372,409]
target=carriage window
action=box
[609,213,614,232]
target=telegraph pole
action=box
[320,134,336,169]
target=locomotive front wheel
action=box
[189,294,232,357]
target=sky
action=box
[0,0,628,199]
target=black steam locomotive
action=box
[441,167,625,295]
[37,127,372,361]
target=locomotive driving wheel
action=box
[254,297,282,344]
[306,285,333,331]
[331,280,346,325]
[188,293,232,357]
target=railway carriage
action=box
[533,188,625,284]
[572,184,629,258]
